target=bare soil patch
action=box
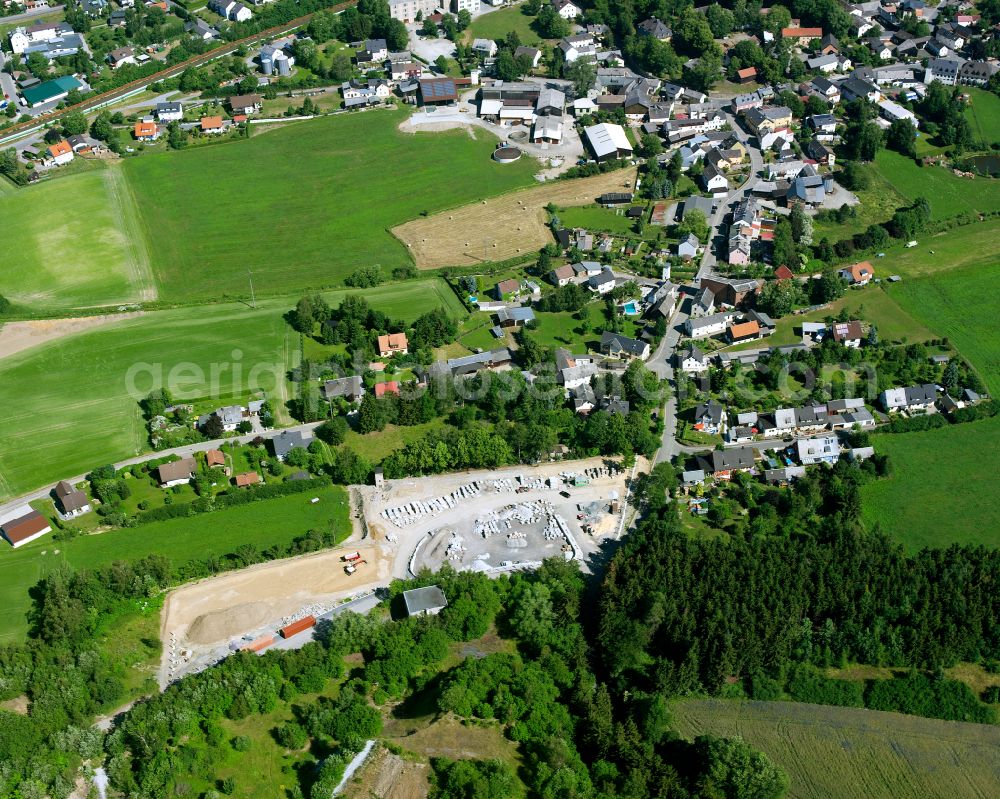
[392,169,637,269]
[343,745,429,799]
[161,544,391,647]
[0,695,28,715]
[0,312,141,362]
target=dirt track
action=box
[0,312,141,362]
[392,168,638,269]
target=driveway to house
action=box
[0,421,325,523]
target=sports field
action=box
[0,484,349,644]
[672,698,1000,799]
[875,150,1000,220]
[0,279,461,502]
[862,417,1000,551]
[0,167,155,310]
[124,109,538,301]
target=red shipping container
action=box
[279,615,316,639]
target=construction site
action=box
[158,457,635,687]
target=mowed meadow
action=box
[123,108,538,302]
[0,166,155,310]
[0,279,462,502]
[672,698,1000,799]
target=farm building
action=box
[403,585,448,617]
[584,123,634,161]
[0,507,52,548]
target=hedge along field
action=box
[0,278,461,503]
[123,108,538,302]
[672,698,1000,799]
[862,417,1000,551]
[0,484,350,644]
[0,166,155,311]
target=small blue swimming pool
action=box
[622,301,639,315]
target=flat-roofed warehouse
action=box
[584,122,634,161]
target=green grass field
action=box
[557,205,639,236]
[964,88,1000,146]
[672,698,1000,799]
[887,260,1000,395]
[124,109,537,302]
[869,217,1000,279]
[812,167,905,242]
[465,5,549,47]
[0,484,350,643]
[862,417,1000,551]
[0,279,463,503]
[875,150,1000,220]
[0,167,154,310]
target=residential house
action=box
[444,348,512,377]
[133,121,159,141]
[880,384,939,413]
[377,332,409,357]
[552,0,581,19]
[186,17,217,39]
[200,116,225,134]
[494,278,520,300]
[46,140,73,166]
[271,429,314,461]
[472,38,497,58]
[840,76,880,103]
[227,94,263,115]
[831,320,864,347]
[677,343,709,373]
[54,480,91,518]
[807,139,835,167]
[736,66,758,83]
[402,585,448,617]
[809,77,841,104]
[601,330,650,360]
[808,112,838,136]
[549,264,576,286]
[587,270,616,295]
[637,16,671,39]
[374,381,400,397]
[155,101,184,121]
[532,115,563,144]
[514,45,541,68]
[840,260,874,286]
[356,38,388,63]
[693,400,726,434]
[807,54,840,73]
[685,311,736,339]
[569,383,597,413]
[323,375,364,403]
[698,446,755,479]
[781,26,823,45]
[701,162,729,195]
[701,276,762,308]
[677,232,699,260]
[108,46,136,68]
[156,457,197,487]
[744,105,793,136]
[924,57,961,85]
[692,287,716,317]
[878,98,918,128]
[797,435,840,465]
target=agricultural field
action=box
[887,260,1000,394]
[0,166,155,311]
[0,279,460,503]
[728,287,935,352]
[861,416,1000,551]
[0,484,350,644]
[672,698,1000,799]
[875,150,1000,220]
[464,5,550,47]
[393,168,638,268]
[123,108,537,301]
